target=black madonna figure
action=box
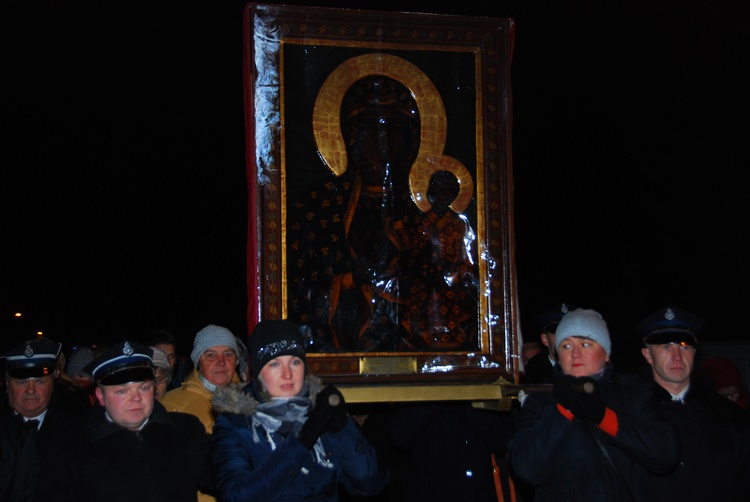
[288,55,479,353]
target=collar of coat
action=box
[211,375,325,416]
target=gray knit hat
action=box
[555,308,612,355]
[190,324,239,368]
[66,347,96,377]
[149,346,170,370]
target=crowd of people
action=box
[2,305,748,501]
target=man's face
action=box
[95,380,155,431]
[641,342,696,391]
[6,374,55,418]
[197,345,237,387]
[155,343,177,370]
[541,332,557,360]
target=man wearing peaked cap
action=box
[84,339,155,386]
[637,305,750,501]
[634,305,704,346]
[35,338,216,501]
[1,340,87,501]
[523,302,577,384]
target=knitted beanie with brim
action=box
[555,308,612,355]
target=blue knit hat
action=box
[555,308,612,355]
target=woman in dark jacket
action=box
[210,319,387,502]
[508,309,679,502]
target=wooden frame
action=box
[244,3,518,385]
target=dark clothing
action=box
[167,355,193,391]
[35,400,213,501]
[210,377,387,502]
[389,402,515,502]
[643,370,750,502]
[509,364,678,502]
[522,350,554,384]
[0,385,87,502]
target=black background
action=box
[2,0,748,370]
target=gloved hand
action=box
[553,375,581,414]
[553,376,606,424]
[324,386,348,433]
[574,377,606,424]
[298,385,346,449]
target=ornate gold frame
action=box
[245,3,518,389]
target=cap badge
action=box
[561,303,570,314]
[24,343,34,358]
[664,308,675,321]
[122,342,134,356]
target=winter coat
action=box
[35,400,214,502]
[0,385,87,502]
[643,369,750,502]
[160,368,241,434]
[508,364,679,502]
[210,376,388,502]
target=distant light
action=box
[14,312,22,317]
[36,331,43,336]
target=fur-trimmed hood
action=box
[211,375,325,416]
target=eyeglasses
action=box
[202,350,237,361]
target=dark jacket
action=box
[35,400,213,501]
[210,376,387,502]
[508,364,679,502]
[0,386,87,502]
[643,369,750,502]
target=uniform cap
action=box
[83,340,154,386]
[534,302,578,334]
[2,341,61,379]
[633,305,703,346]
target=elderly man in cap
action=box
[509,308,678,502]
[637,305,750,502]
[1,340,87,502]
[35,339,214,501]
[160,324,241,502]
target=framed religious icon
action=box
[245,3,519,386]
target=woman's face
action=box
[557,336,609,377]
[258,355,305,398]
[154,367,169,399]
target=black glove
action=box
[298,386,345,449]
[325,386,348,433]
[553,375,581,414]
[553,376,606,424]
[574,377,606,424]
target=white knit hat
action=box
[190,324,239,368]
[555,308,612,355]
[149,346,170,370]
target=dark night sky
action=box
[2,0,748,368]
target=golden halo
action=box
[312,53,473,213]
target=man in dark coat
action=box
[0,340,87,502]
[522,302,577,384]
[637,305,750,502]
[35,340,215,501]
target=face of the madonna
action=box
[557,337,609,377]
[7,374,55,418]
[641,342,696,392]
[258,355,305,398]
[198,345,237,387]
[95,380,155,431]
